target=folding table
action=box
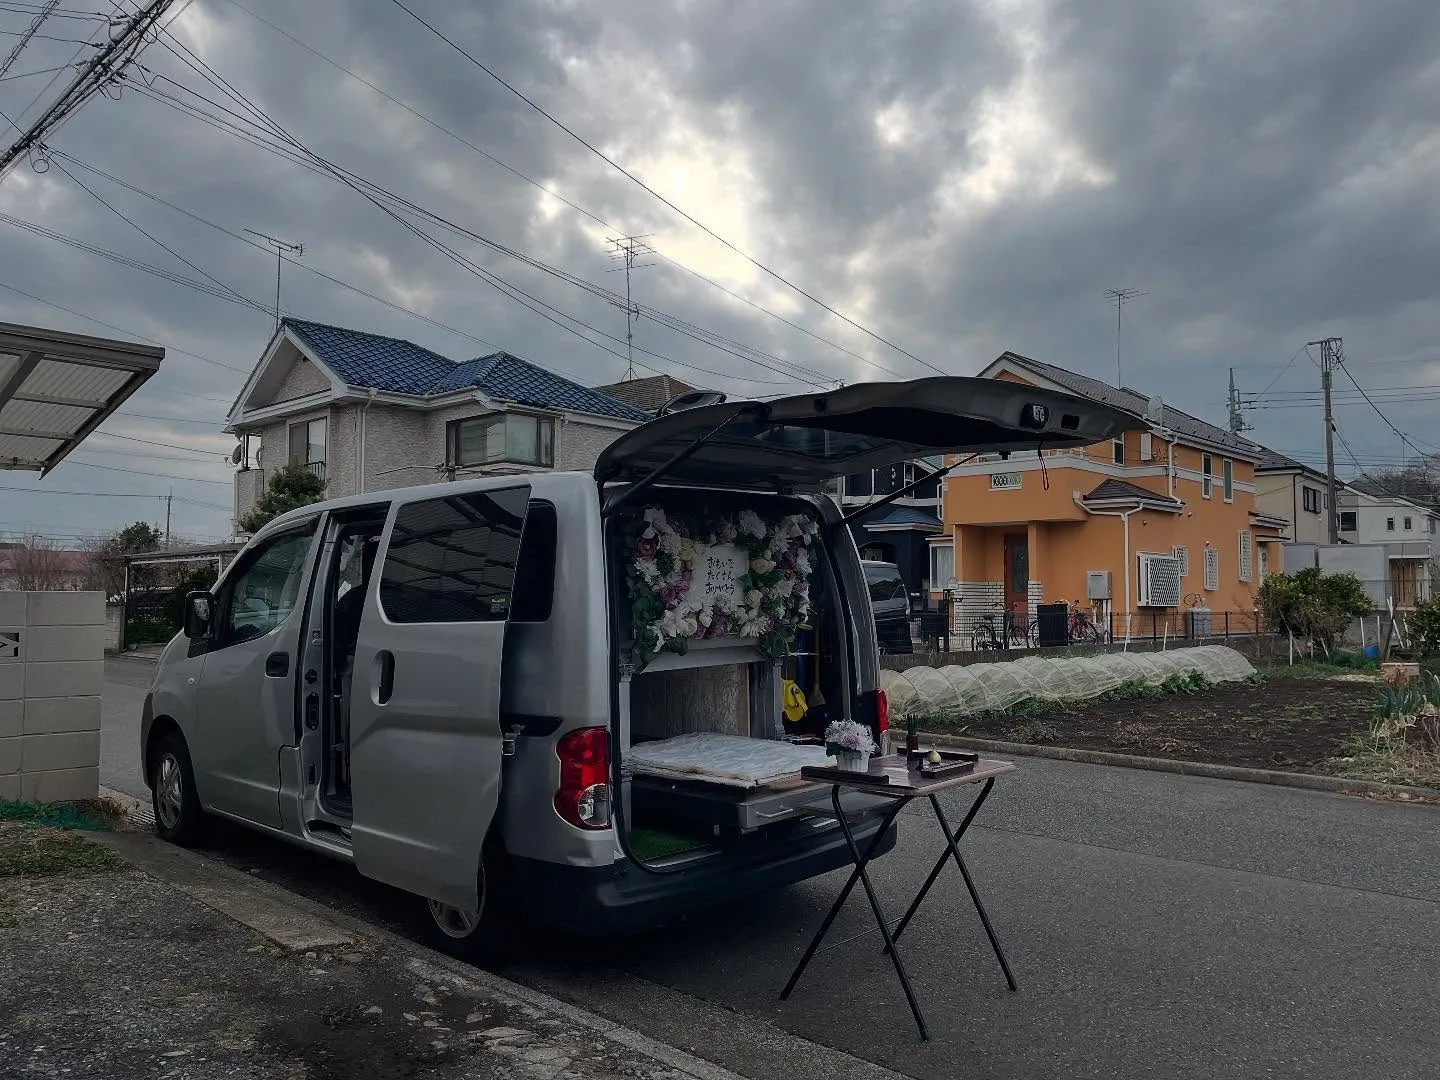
[780,754,1018,1041]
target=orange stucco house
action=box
[935,353,1288,636]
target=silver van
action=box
[142,378,1130,959]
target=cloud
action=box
[2,0,1439,542]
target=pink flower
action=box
[661,585,679,606]
[636,535,658,558]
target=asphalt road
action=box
[101,663,1440,1080]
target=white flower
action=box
[738,509,766,539]
[637,558,660,583]
[751,557,775,575]
[699,611,713,627]
[643,507,667,527]
[773,577,795,598]
[795,551,812,575]
[659,530,682,556]
[745,589,762,607]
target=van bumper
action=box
[508,814,899,937]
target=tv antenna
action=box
[607,234,654,380]
[1103,288,1146,386]
[245,229,304,330]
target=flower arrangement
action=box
[824,719,877,758]
[622,504,820,668]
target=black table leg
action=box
[889,778,1017,991]
[781,788,929,1040]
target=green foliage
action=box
[1373,672,1440,745]
[0,826,125,877]
[1258,568,1372,651]
[163,564,219,628]
[123,613,174,645]
[1159,671,1213,695]
[1406,596,1440,658]
[1009,719,1061,744]
[238,463,326,534]
[0,799,112,831]
[91,520,164,595]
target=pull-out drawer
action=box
[633,774,893,833]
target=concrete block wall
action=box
[0,590,105,803]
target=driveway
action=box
[100,664,1440,1080]
[101,656,152,800]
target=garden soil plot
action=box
[939,676,1378,773]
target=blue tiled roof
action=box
[285,319,454,395]
[282,320,647,421]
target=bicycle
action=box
[971,606,1029,651]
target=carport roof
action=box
[0,321,164,474]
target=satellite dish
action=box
[1145,394,1164,424]
[229,443,245,467]
[658,390,727,416]
[254,446,263,466]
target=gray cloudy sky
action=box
[3,0,1440,543]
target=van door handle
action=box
[375,650,395,705]
[265,652,289,677]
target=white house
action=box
[225,320,649,531]
[1336,478,1437,606]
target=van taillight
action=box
[875,688,890,735]
[555,727,611,830]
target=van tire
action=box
[151,732,208,847]
[423,841,521,966]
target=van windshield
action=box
[864,564,905,603]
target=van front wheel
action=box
[423,845,520,966]
[151,733,208,847]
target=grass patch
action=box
[0,798,116,832]
[1331,741,1440,789]
[1008,719,1062,745]
[0,823,125,877]
[628,826,709,862]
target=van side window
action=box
[509,501,557,622]
[216,524,316,647]
[379,488,528,624]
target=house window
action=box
[1222,458,1234,502]
[846,471,872,497]
[450,413,555,469]
[1203,548,1219,592]
[1302,487,1321,514]
[1238,530,1253,583]
[1404,516,1413,531]
[1172,544,1189,577]
[1258,545,1269,579]
[1202,453,1213,499]
[1112,436,1126,466]
[1140,432,1154,461]
[1432,518,1437,535]
[287,417,326,481]
[1387,517,1396,532]
[930,543,955,589]
[1339,511,1357,532]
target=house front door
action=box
[1004,533,1029,622]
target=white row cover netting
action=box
[880,646,1256,720]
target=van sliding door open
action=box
[348,485,531,913]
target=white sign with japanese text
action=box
[696,544,748,607]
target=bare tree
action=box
[10,535,74,591]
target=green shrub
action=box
[1258,568,1372,652]
[1407,596,1440,658]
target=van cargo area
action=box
[607,488,884,861]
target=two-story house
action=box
[1336,478,1437,606]
[1252,448,1343,544]
[227,320,649,530]
[839,458,945,600]
[935,352,1288,635]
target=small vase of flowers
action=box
[825,720,878,772]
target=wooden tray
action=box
[915,749,978,778]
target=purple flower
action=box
[778,550,797,570]
[660,585,679,606]
[636,536,658,558]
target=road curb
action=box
[916,731,1440,801]
[97,831,911,1080]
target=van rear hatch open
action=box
[595,376,1139,492]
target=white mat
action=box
[630,732,832,788]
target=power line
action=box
[89,429,225,456]
[115,409,221,425]
[1337,362,1437,461]
[0,481,229,509]
[58,458,229,484]
[383,0,942,375]
[0,2,62,81]
[216,0,903,380]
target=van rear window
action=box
[379,488,528,623]
[864,564,905,603]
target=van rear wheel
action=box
[423,843,520,965]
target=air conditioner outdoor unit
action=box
[1085,570,1111,600]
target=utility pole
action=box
[245,230,304,330]
[164,490,172,549]
[1226,367,1251,434]
[0,0,177,180]
[607,235,653,381]
[1308,336,1344,543]
[1103,288,1145,386]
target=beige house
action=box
[226,320,648,532]
[1251,447,1339,545]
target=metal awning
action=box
[0,321,164,474]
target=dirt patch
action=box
[0,822,126,877]
[929,676,1381,774]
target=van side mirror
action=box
[184,592,213,639]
